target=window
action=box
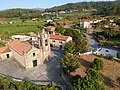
[45,39,48,46]
[52,40,55,42]
[6,54,10,58]
[33,53,35,57]
[59,41,62,44]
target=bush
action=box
[117,52,120,59]
[108,54,114,60]
[98,35,105,40]
[92,58,104,70]
[0,75,60,90]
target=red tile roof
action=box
[49,34,69,41]
[0,46,11,54]
[8,40,32,55]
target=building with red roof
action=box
[49,34,72,50]
[80,19,92,29]
[0,46,12,60]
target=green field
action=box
[0,19,47,40]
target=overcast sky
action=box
[0,0,115,10]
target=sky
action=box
[0,0,115,10]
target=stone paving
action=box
[0,49,66,87]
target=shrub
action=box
[117,52,120,59]
[108,54,114,60]
[92,58,104,70]
[98,35,105,40]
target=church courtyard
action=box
[0,49,66,86]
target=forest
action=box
[45,1,120,16]
[0,8,42,19]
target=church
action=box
[0,30,51,69]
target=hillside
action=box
[0,8,42,19]
[45,1,120,16]
[45,1,115,12]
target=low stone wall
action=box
[0,73,51,85]
[79,47,102,56]
[79,51,92,55]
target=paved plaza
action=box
[0,49,67,88]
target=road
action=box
[87,34,100,52]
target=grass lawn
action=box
[71,54,120,90]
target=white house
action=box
[93,19,102,24]
[49,34,72,50]
[46,19,53,23]
[80,20,92,29]
[11,35,31,41]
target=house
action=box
[46,19,53,23]
[93,20,102,24]
[0,46,12,60]
[80,20,92,29]
[11,35,31,41]
[28,32,38,45]
[49,34,72,50]
[45,26,56,34]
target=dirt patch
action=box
[71,54,120,90]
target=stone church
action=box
[0,29,51,69]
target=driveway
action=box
[87,34,100,51]
[0,49,70,89]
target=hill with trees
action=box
[45,1,120,16]
[45,1,115,12]
[0,8,42,19]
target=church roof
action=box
[49,34,69,41]
[0,46,11,54]
[8,40,32,55]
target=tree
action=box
[56,26,65,34]
[64,41,75,54]
[92,58,104,70]
[64,28,88,54]
[104,29,116,39]
[61,53,80,73]
[0,75,60,90]
[72,68,106,90]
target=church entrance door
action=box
[33,60,37,67]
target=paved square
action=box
[0,50,66,86]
